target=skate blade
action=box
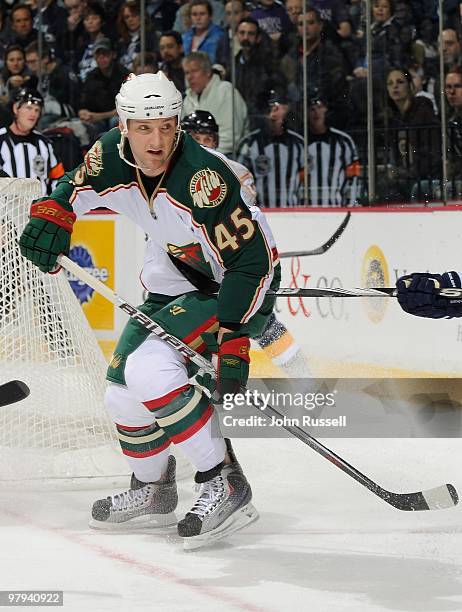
[89,511,177,531]
[182,503,259,551]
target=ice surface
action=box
[1,436,462,612]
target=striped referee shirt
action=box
[307,128,360,207]
[237,128,305,207]
[0,127,65,195]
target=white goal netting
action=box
[0,178,129,483]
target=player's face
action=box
[159,36,182,62]
[126,117,178,177]
[191,4,211,31]
[190,131,218,149]
[445,73,462,109]
[14,102,41,132]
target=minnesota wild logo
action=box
[167,242,212,276]
[189,168,227,208]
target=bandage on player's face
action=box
[126,117,178,176]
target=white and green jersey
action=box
[43,128,280,325]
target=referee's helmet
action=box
[14,87,44,110]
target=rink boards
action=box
[71,207,462,377]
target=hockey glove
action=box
[19,200,76,273]
[198,331,250,399]
[396,271,462,318]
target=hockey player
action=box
[19,72,280,550]
[181,109,312,377]
[396,271,462,319]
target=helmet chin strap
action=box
[117,123,184,174]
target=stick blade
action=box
[383,484,459,511]
[0,380,30,407]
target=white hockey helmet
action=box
[116,72,183,132]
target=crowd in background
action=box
[0,0,461,206]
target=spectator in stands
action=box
[215,0,247,70]
[58,0,87,66]
[250,0,292,44]
[78,37,129,137]
[233,17,286,123]
[32,0,68,54]
[132,51,159,74]
[281,7,349,129]
[0,45,29,107]
[0,87,64,195]
[307,95,360,207]
[237,89,304,207]
[377,67,440,202]
[173,2,192,35]
[182,50,248,154]
[442,28,462,72]
[76,1,108,82]
[147,0,178,35]
[182,0,225,64]
[310,0,352,39]
[444,68,462,185]
[9,4,38,50]
[356,0,403,78]
[159,30,185,94]
[412,18,438,82]
[25,41,78,128]
[0,5,11,72]
[117,1,158,71]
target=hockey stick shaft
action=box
[278,212,351,258]
[58,255,458,511]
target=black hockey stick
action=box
[0,380,30,407]
[57,255,459,512]
[278,212,351,258]
[250,395,458,511]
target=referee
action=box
[307,95,360,207]
[236,90,305,207]
[0,87,64,195]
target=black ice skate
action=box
[89,455,178,529]
[177,440,258,550]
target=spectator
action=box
[76,1,108,82]
[0,87,64,195]
[444,68,462,185]
[215,0,247,70]
[237,89,304,207]
[78,37,129,136]
[441,28,461,72]
[250,0,292,43]
[159,30,185,94]
[377,67,440,202]
[8,4,38,50]
[32,0,68,54]
[412,18,438,81]
[182,0,225,64]
[310,0,352,39]
[117,1,158,71]
[307,95,360,207]
[233,17,286,122]
[147,0,178,35]
[281,7,349,129]
[132,51,159,74]
[173,2,192,35]
[0,45,29,107]
[25,41,78,127]
[0,5,12,72]
[57,0,87,66]
[182,51,248,154]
